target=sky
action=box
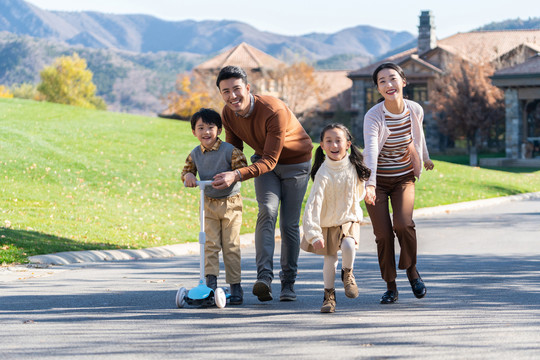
[25,0,539,39]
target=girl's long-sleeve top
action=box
[302,154,365,245]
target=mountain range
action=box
[0,0,420,114]
[0,0,414,60]
[0,0,538,115]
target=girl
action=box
[363,62,434,304]
[301,123,371,313]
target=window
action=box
[365,87,381,111]
[404,83,428,103]
[363,83,429,110]
[351,82,361,110]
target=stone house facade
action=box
[191,42,352,127]
[491,54,540,165]
[348,11,540,157]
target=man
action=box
[212,66,313,302]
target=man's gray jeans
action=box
[252,155,311,284]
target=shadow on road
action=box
[2,253,539,317]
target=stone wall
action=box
[504,88,521,159]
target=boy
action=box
[181,108,247,305]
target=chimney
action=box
[418,10,436,54]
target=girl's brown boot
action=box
[341,268,359,298]
[320,288,336,313]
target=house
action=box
[348,10,540,159]
[490,54,540,166]
[158,42,287,119]
[190,42,353,135]
[193,42,286,97]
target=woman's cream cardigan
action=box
[363,99,431,188]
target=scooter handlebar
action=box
[183,180,214,188]
[195,180,214,190]
[196,180,214,186]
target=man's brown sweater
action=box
[222,94,313,181]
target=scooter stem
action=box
[196,180,213,284]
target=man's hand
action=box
[213,170,239,189]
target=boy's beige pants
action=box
[203,194,242,284]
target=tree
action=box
[165,74,222,119]
[430,58,505,166]
[38,53,106,110]
[0,85,13,99]
[274,62,325,115]
[9,83,39,100]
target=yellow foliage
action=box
[0,85,14,98]
[37,53,106,110]
[9,83,38,100]
[166,74,220,119]
[274,62,325,114]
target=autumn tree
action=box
[9,83,39,100]
[38,53,106,110]
[0,85,13,98]
[430,58,505,166]
[165,73,223,119]
[274,62,325,115]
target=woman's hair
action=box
[372,62,406,85]
[310,123,371,181]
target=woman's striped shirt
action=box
[376,103,414,177]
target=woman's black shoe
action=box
[409,273,427,299]
[380,290,398,304]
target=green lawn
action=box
[1,98,539,264]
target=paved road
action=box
[1,195,539,359]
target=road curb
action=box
[28,233,260,266]
[413,191,540,217]
[28,192,540,265]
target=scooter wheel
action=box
[215,288,227,309]
[176,287,187,308]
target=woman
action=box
[363,62,434,304]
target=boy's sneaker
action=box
[229,283,243,305]
[279,281,297,301]
[206,275,217,290]
[252,278,273,302]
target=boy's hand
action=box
[424,159,435,171]
[183,173,197,187]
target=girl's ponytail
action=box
[310,146,325,181]
[349,143,371,181]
